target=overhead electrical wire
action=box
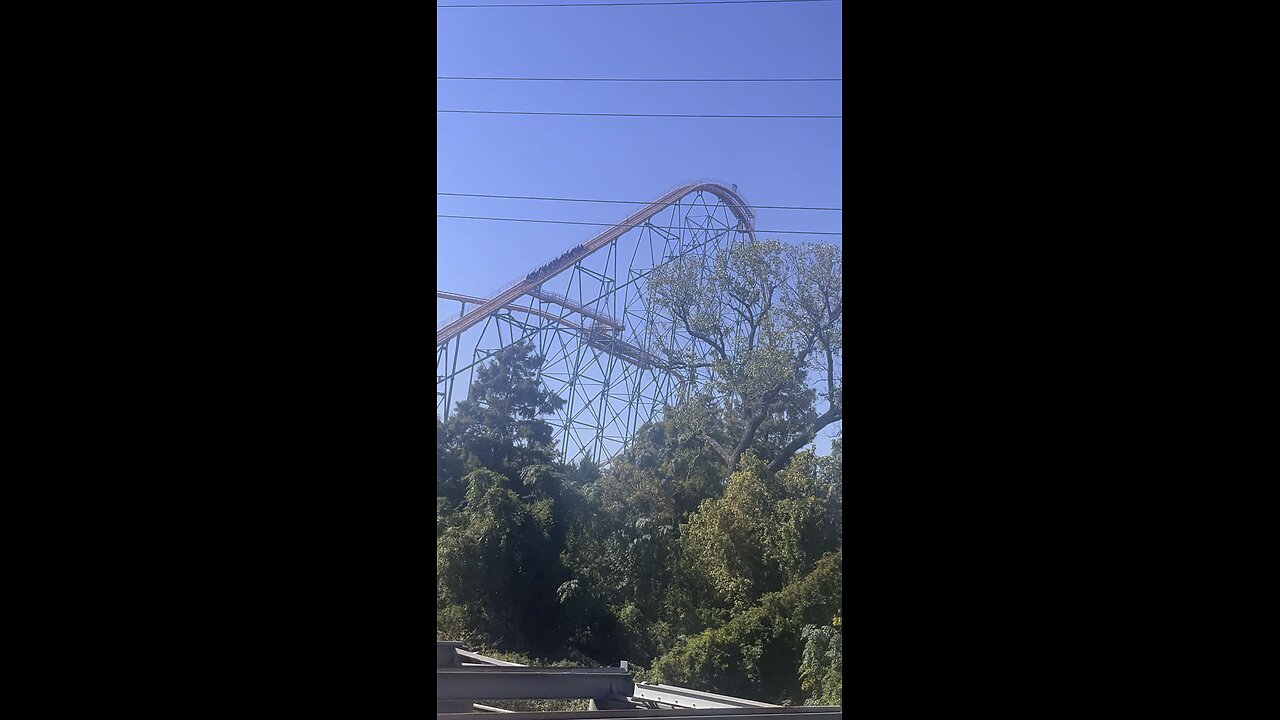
[438,109,840,119]
[436,213,842,236]
[438,0,837,8]
[437,76,841,82]
[438,192,841,211]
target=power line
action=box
[437,75,841,82]
[438,0,837,8]
[439,192,841,211]
[438,109,841,119]
[437,213,842,236]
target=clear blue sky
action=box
[437,1,842,453]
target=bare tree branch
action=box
[675,306,728,361]
[767,404,843,473]
[700,432,732,465]
[729,409,770,471]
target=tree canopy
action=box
[437,240,842,704]
[646,240,842,473]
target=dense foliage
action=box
[437,241,842,705]
[646,240,842,473]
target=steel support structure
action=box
[437,182,756,465]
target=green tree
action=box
[635,401,733,521]
[438,464,589,656]
[437,469,530,646]
[436,345,605,657]
[436,278,843,700]
[676,450,841,617]
[646,240,842,473]
[439,342,565,500]
[798,618,842,705]
[650,549,842,704]
[566,456,602,486]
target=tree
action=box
[436,345,576,654]
[441,342,566,497]
[437,469,530,646]
[650,549,842,704]
[603,404,731,524]
[646,240,842,473]
[675,450,841,617]
[560,450,682,663]
[798,618,842,705]
[438,464,588,656]
[438,418,466,500]
[435,304,845,698]
[566,456,601,486]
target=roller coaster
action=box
[437,181,756,465]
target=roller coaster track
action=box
[528,289,623,330]
[436,182,755,346]
[439,181,757,463]
[436,290,594,332]
[435,292,668,372]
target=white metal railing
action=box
[437,310,466,330]
[487,271,533,299]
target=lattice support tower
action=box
[437,182,756,465]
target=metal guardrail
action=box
[438,271,530,331]
[488,271,535,299]
[456,648,526,667]
[631,684,776,709]
[438,311,467,330]
[437,643,802,715]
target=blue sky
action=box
[437,1,842,454]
